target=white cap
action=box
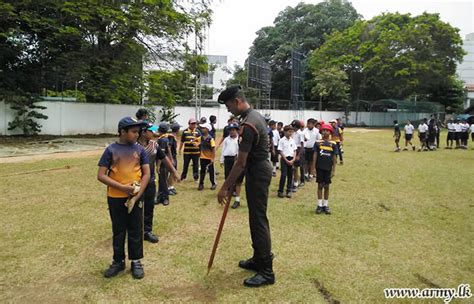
[200,123,212,130]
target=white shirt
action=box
[220,136,239,163]
[447,122,455,132]
[277,136,297,158]
[293,129,304,148]
[470,124,474,133]
[303,127,321,148]
[461,122,469,132]
[404,124,414,134]
[418,123,428,133]
[271,129,280,146]
[454,123,462,132]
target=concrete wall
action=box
[0,101,434,135]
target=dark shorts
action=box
[471,133,474,141]
[447,132,455,140]
[316,168,332,185]
[304,148,314,163]
[455,132,461,141]
[405,134,413,141]
[224,156,244,184]
[419,133,426,141]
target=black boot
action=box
[243,258,275,287]
[238,257,258,271]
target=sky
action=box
[205,0,474,68]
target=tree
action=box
[147,70,193,107]
[249,0,360,101]
[308,12,466,109]
[311,67,350,111]
[0,0,211,104]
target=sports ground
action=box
[0,129,472,303]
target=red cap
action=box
[188,118,197,124]
[318,120,325,125]
[320,124,333,133]
[300,120,305,127]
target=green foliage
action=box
[225,64,261,103]
[158,107,179,124]
[45,90,86,103]
[308,12,466,109]
[0,0,212,105]
[249,0,360,101]
[6,94,48,135]
[311,67,350,110]
[147,70,193,107]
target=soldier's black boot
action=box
[243,258,275,287]
[238,257,258,271]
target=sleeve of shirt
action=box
[332,143,339,155]
[139,146,149,165]
[156,142,166,160]
[210,138,216,148]
[239,125,255,153]
[180,131,186,142]
[98,147,112,168]
[313,142,319,152]
[277,138,283,152]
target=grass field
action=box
[0,129,473,303]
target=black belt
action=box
[224,155,236,159]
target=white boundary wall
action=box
[0,101,432,135]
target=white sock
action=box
[132,259,140,263]
[236,196,240,202]
[323,200,328,207]
[318,199,323,207]
[168,186,174,190]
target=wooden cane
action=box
[207,190,233,275]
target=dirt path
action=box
[0,149,103,164]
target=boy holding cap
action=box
[313,124,338,215]
[97,117,150,279]
[198,123,217,190]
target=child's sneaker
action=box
[286,192,292,198]
[131,261,145,279]
[198,184,204,191]
[315,206,324,214]
[323,206,332,215]
[104,260,125,278]
[231,201,240,209]
[210,184,217,190]
[277,192,285,198]
[412,146,416,151]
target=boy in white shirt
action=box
[460,120,469,149]
[403,120,415,151]
[417,119,428,151]
[303,118,320,179]
[290,120,305,191]
[269,120,280,176]
[446,119,455,149]
[277,125,297,198]
[454,120,462,149]
[220,123,243,209]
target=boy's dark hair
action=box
[136,108,148,120]
[394,120,398,124]
[291,119,301,129]
[269,120,276,126]
[277,122,283,126]
[209,115,217,123]
[307,118,316,124]
[283,125,293,132]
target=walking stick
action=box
[207,189,233,275]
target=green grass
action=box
[0,129,473,303]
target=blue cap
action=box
[118,116,147,131]
[147,124,158,133]
[228,123,240,130]
[158,122,170,132]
